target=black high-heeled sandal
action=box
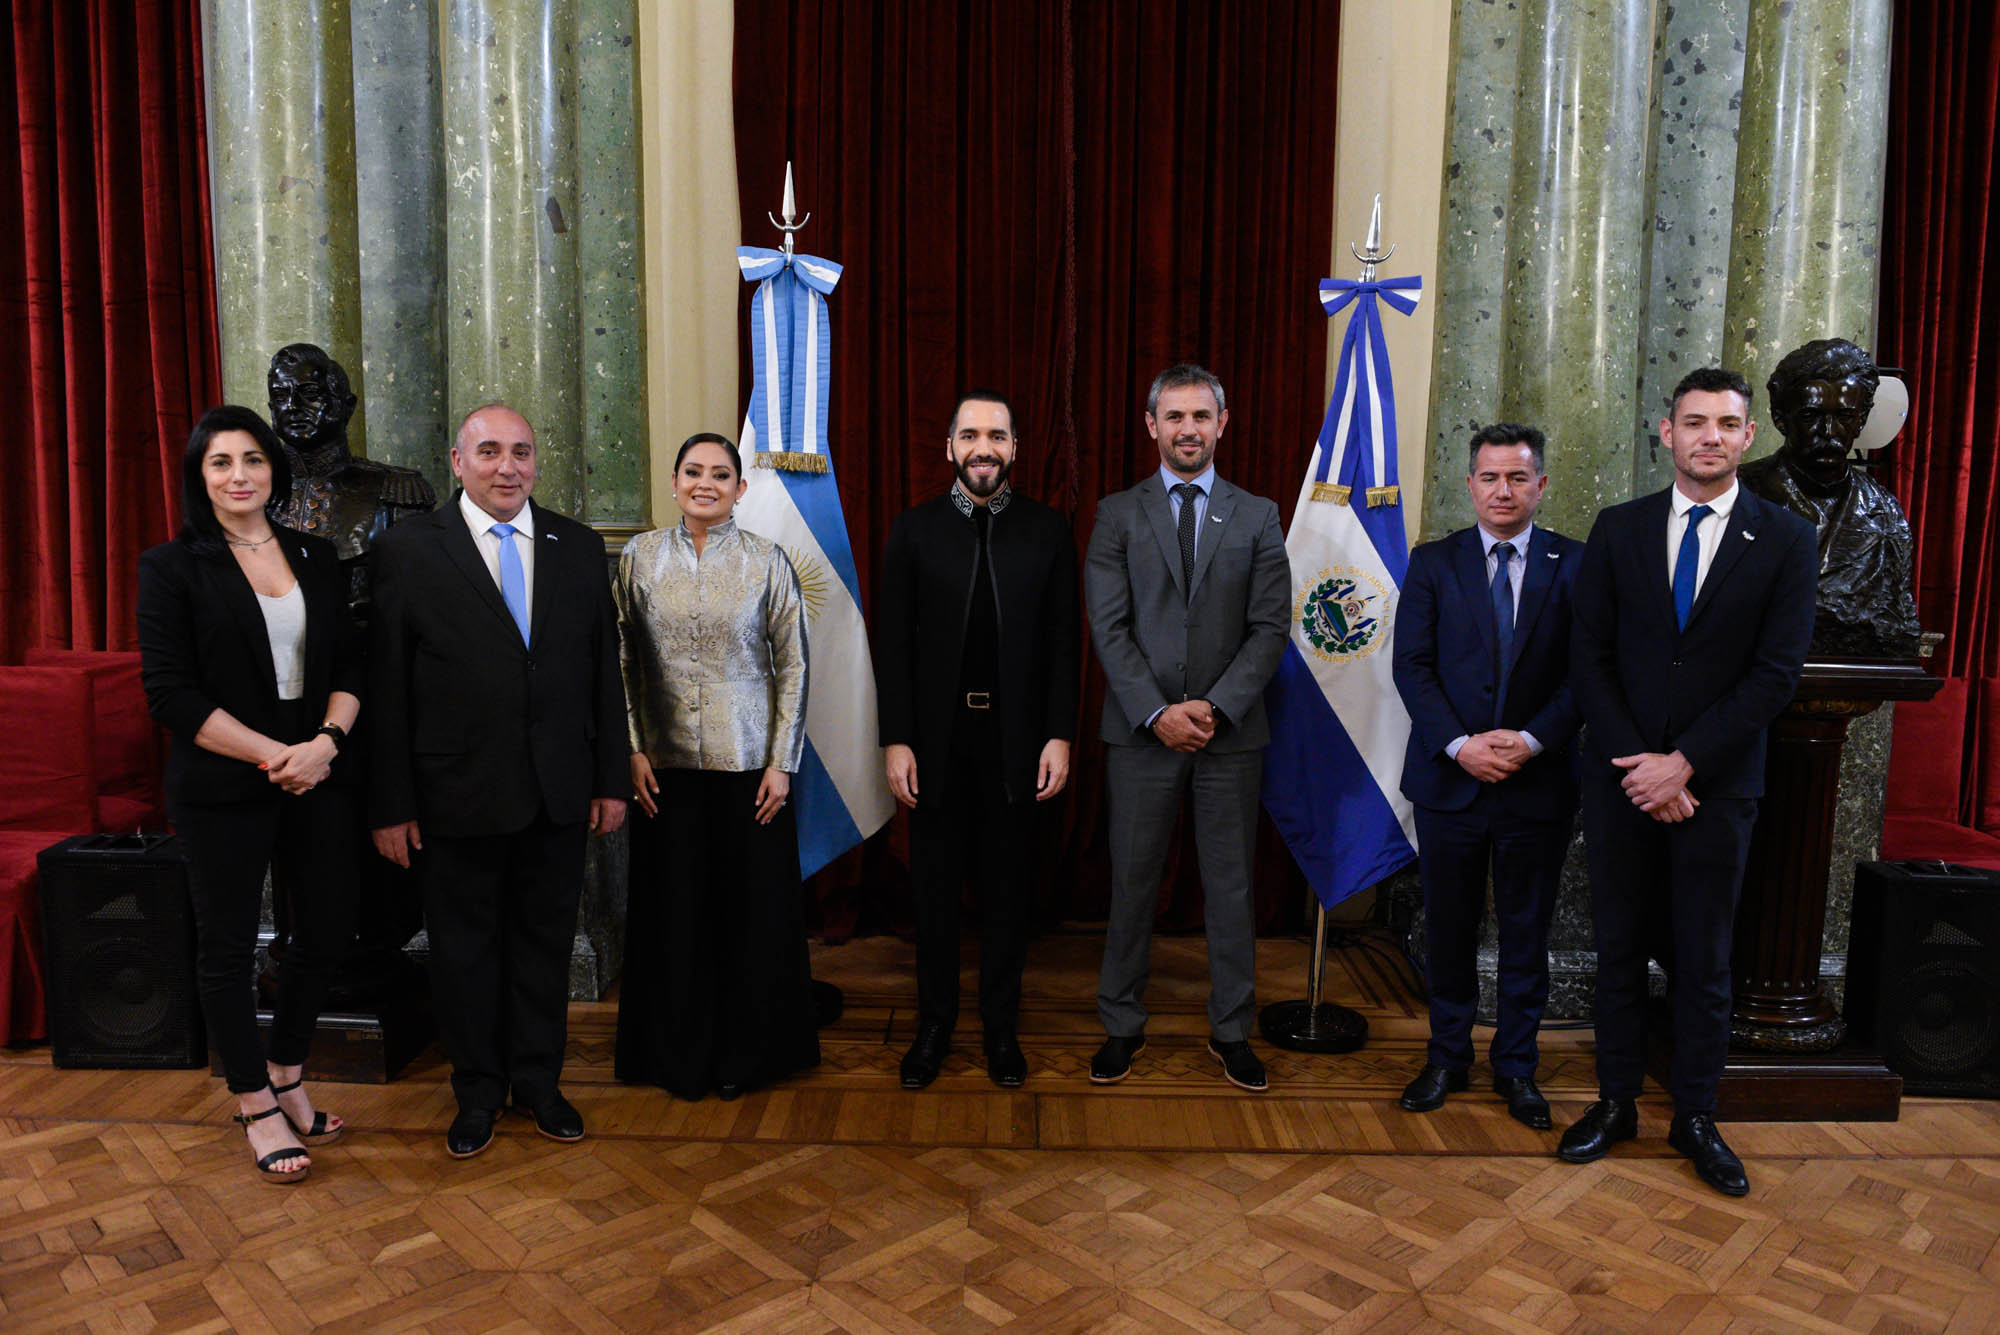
[271,1076,344,1145]
[234,1102,311,1184]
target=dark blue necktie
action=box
[1490,542,1514,721]
[1673,504,1712,631]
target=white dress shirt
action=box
[1666,478,1738,600]
[460,489,536,617]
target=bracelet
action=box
[316,723,347,752]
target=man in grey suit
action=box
[1084,363,1291,1091]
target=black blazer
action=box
[1570,485,1817,800]
[137,526,362,805]
[873,491,1080,805]
[1393,524,1582,819]
[365,495,629,837]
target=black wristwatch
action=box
[315,723,347,752]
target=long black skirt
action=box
[615,767,821,1098]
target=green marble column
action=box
[1722,0,1891,449]
[576,0,648,527]
[204,0,365,451]
[353,0,447,490]
[442,0,583,514]
[1422,0,1526,542]
[1634,0,1748,494]
[1497,0,1660,540]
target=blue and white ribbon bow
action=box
[1313,275,1424,505]
[738,246,845,472]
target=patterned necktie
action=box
[1174,483,1200,596]
[1673,504,1712,631]
[1491,542,1514,722]
[491,521,531,644]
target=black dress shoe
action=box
[1398,1064,1470,1112]
[1669,1112,1750,1197]
[518,1091,585,1142]
[446,1106,497,1159]
[1089,1033,1147,1084]
[985,1035,1027,1089]
[900,1022,951,1090]
[1492,1075,1552,1130]
[1208,1038,1268,1092]
[1556,1097,1638,1163]
[716,1082,745,1101]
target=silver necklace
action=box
[226,532,276,550]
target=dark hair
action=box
[1146,362,1227,417]
[674,431,743,475]
[950,389,1019,439]
[1468,421,1547,474]
[179,405,291,556]
[1766,338,1878,416]
[1668,367,1754,419]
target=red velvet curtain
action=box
[735,0,1341,934]
[1,0,219,661]
[1880,0,2000,819]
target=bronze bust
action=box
[268,343,435,626]
[1739,338,1923,657]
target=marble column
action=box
[442,0,584,514]
[1421,0,1526,543]
[1721,0,1892,439]
[204,0,365,449]
[576,0,649,528]
[353,0,448,490]
[1496,0,1660,541]
[1633,0,1749,495]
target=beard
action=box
[954,453,1012,498]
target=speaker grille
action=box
[1848,861,2000,1098]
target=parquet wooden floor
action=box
[3,932,1997,1333]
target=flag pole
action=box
[1256,194,1402,1057]
[759,159,845,1029]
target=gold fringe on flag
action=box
[756,451,830,474]
[1365,485,1400,507]
[1310,482,1352,505]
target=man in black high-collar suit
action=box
[368,404,628,1159]
[1560,368,1816,1197]
[873,390,1079,1091]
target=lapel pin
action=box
[547,532,559,542]
[1210,514,1223,523]
[1743,531,1757,541]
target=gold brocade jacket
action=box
[614,519,808,773]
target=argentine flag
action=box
[1262,274,1424,907]
[736,245,895,877]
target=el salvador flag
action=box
[1261,274,1424,907]
[735,245,895,877]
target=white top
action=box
[1667,479,1738,600]
[459,489,536,615]
[257,584,307,701]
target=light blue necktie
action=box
[491,522,530,644]
[1673,504,1712,631]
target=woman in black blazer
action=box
[137,406,362,1184]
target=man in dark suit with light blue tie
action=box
[1392,423,1581,1131]
[1560,368,1816,1197]
[1084,363,1290,1092]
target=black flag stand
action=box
[1258,900,1368,1053]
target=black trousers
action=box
[615,768,819,1098]
[419,811,587,1112]
[909,720,1036,1037]
[170,753,359,1093]
[1582,772,1757,1114]
[1413,792,1571,1078]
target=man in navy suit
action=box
[1392,423,1581,1130]
[1559,368,1816,1196]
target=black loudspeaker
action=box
[37,833,205,1068]
[1846,860,2000,1098]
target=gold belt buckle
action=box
[965,691,992,710]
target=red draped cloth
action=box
[1,0,218,661]
[734,0,1342,934]
[1880,0,2000,823]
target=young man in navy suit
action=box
[1560,368,1816,1196]
[1392,423,1582,1131]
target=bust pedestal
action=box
[1651,657,1942,1120]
